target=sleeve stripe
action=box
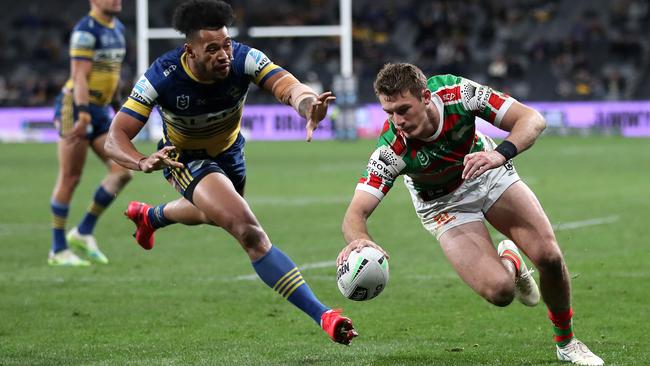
[493,97,515,128]
[70,49,94,58]
[254,63,282,85]
[124,98,153,116]
[355,183,385,201]
[120,107,149,123]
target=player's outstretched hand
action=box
[462,150,506,180]
[305,91,336,142]
[138,146,184,173]
[336,239,389,267]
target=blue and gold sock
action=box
[252,245,329,324]
[51,200,69,253]
[147,204,172,229]
[77,186,115,235]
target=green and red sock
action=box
[548,307,574,347]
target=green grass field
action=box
[1,136,648,365]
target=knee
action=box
[484,278,515,307]
[227,221,268,250]
[535,246,565,275]
[112,170,133,187]
[61,173,82,188]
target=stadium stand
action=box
[0,0,647,106]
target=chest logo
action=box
[176,94,190,110]
[417,151,430,166]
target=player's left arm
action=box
[462,100,546,179]
[261,70,336,142]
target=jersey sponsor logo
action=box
[460,79,491,113]
[433,212,456,229]
[163,64,177,77]
[131,76,156,104]
[94,48,126,62]
[441,93,456,102]
[504,159,514,171]
[176,94,190,110]
[161,100,244,129]
[245,48,272,77]
[71,30,96,49]
[249,49,263,63]
[254,57,271,77]
[367,146,405,180]
[129,90,147,104]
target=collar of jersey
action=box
[416,93,444,142]
[89,11,115,28]
[181,52,215,84]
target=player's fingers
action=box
[317,91,333,101]
[337,248,352,266]
[160,145,176,155]
[463,153,477,166]
[462,160,481,179]
[162,157,184,169]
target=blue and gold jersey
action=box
[121,42,283,156]
[64,11,126,106]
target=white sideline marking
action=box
[552,215,619,230]
[234,215,620,281]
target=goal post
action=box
[136,0,353,78]
[135,0,355,140]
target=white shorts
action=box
[405,163,520,240]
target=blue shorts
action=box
[53,91,112,141]
[159,133,247,202]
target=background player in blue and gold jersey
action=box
[105,0,357,345]
[48,0,132,266]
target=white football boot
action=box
[48,249,90,267]
[67,227,109,264]
[556,338,604,365]
[497,240,540,306]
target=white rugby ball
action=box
[337,247,389,301]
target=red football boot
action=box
[124,201,155,250]
[321,309,358,345]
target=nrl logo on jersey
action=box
[176,94,190,110]
[417,151,430,166]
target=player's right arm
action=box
[338,190,389,266]
[338,134,405,265]
[105,73,183,172]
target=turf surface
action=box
[0,136,648,365]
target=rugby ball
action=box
[337,247,389,301]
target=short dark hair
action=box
[172,0,234,38]
[374,63,428,100]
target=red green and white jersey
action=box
[357,74,515,201]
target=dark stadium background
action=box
[0,0,647,107]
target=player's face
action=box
[379,89,435,139]
[93,0,122,15]
[188,27,234,81]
